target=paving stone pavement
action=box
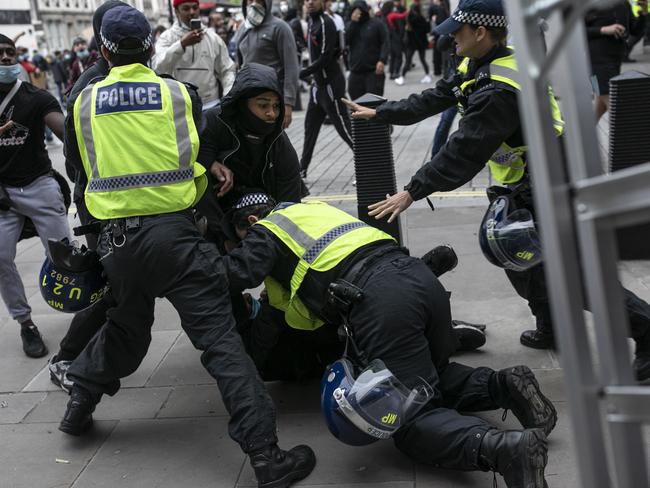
[3,47,650,487]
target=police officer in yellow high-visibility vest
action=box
[222,194,557,488]
[60,6,316,487]
[342,0,650,383]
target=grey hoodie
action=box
[237,0,299,106]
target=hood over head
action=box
[93,0,129,50]
[219,62,285,135]
[242,0,274,25]
[351,0,370,21]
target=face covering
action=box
[246,3,266,27]
[0,64,22,84]
[239,102,277,143]
[77,49,89,59]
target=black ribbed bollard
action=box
[351,93,402,244]
[609,71,650,259]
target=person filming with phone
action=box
[153,0,236,111]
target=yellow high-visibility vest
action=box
[257,201,395,330]
[73,63,206,219]
[457,50,564,185]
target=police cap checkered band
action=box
[234,192,274,210]
[452,9,507,27]
[100,5,153,54]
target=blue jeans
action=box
[431,105,459,159]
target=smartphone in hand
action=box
[190,18,202,31]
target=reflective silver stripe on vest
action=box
[489,64,521,87]
[79,78,194,190]
[303,221,367,264]
[78,86,100,179]
[163,79,192,169]
[264,213,368,264]
[87,167,194,192]
[264,213,316,250]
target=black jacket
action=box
[224,211,397,319]
[346,2,390,73]
[376,45,525,200]
[585,1,644,65]
[300,11,343,86]
[198,63,304,210]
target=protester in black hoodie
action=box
[197,62,305,240]
[346,0,389,100]
[299,0,353,177]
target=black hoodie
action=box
[346,0,389,73]
[198,63,304,211]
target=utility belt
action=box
[341,244,409,288]
[76,209,193,249]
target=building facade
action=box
[0,0,40,51]
[19,0,170,53]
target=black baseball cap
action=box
[100,5,153,54]
[435,0,507,36]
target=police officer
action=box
[222,193,557,488]
[61,7,315,487]
[342,0,650,382]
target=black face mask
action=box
[238,102,277,143]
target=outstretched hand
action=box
[368,191,414,223]
[341,98,377,120]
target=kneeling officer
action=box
[62,7,315,487]
[223,194,557,488]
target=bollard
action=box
[609,71,650,259]
[351,93,403,244]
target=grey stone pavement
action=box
[3,46,650,488]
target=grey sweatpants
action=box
[0,175,71,323]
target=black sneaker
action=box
[520,329,555,350]
[452,319,487,333]
[49,356,74,393]
[250,444,316,488]
[453,323,486,352]
[20,323,48,358]
[500,366,557,436]
[59,386,95,436]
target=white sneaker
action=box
[394,76,405,86]
[420,75,432,84]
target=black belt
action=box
[341,244,409,288]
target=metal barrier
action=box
[506,0,650,486]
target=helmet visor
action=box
[487,208,542,271]
[335,360,433,438]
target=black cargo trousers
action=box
[346,252,504,470]
[66,211,278,453]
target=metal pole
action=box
[504,1,612,486]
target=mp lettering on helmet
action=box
[95,82,162,115]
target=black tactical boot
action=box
[498,366,557,436]
[520,328,555,350]
[479,429,549,488]
[59,385,96,436]
[250,444,316,488]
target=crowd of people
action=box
[2,0,650,487]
